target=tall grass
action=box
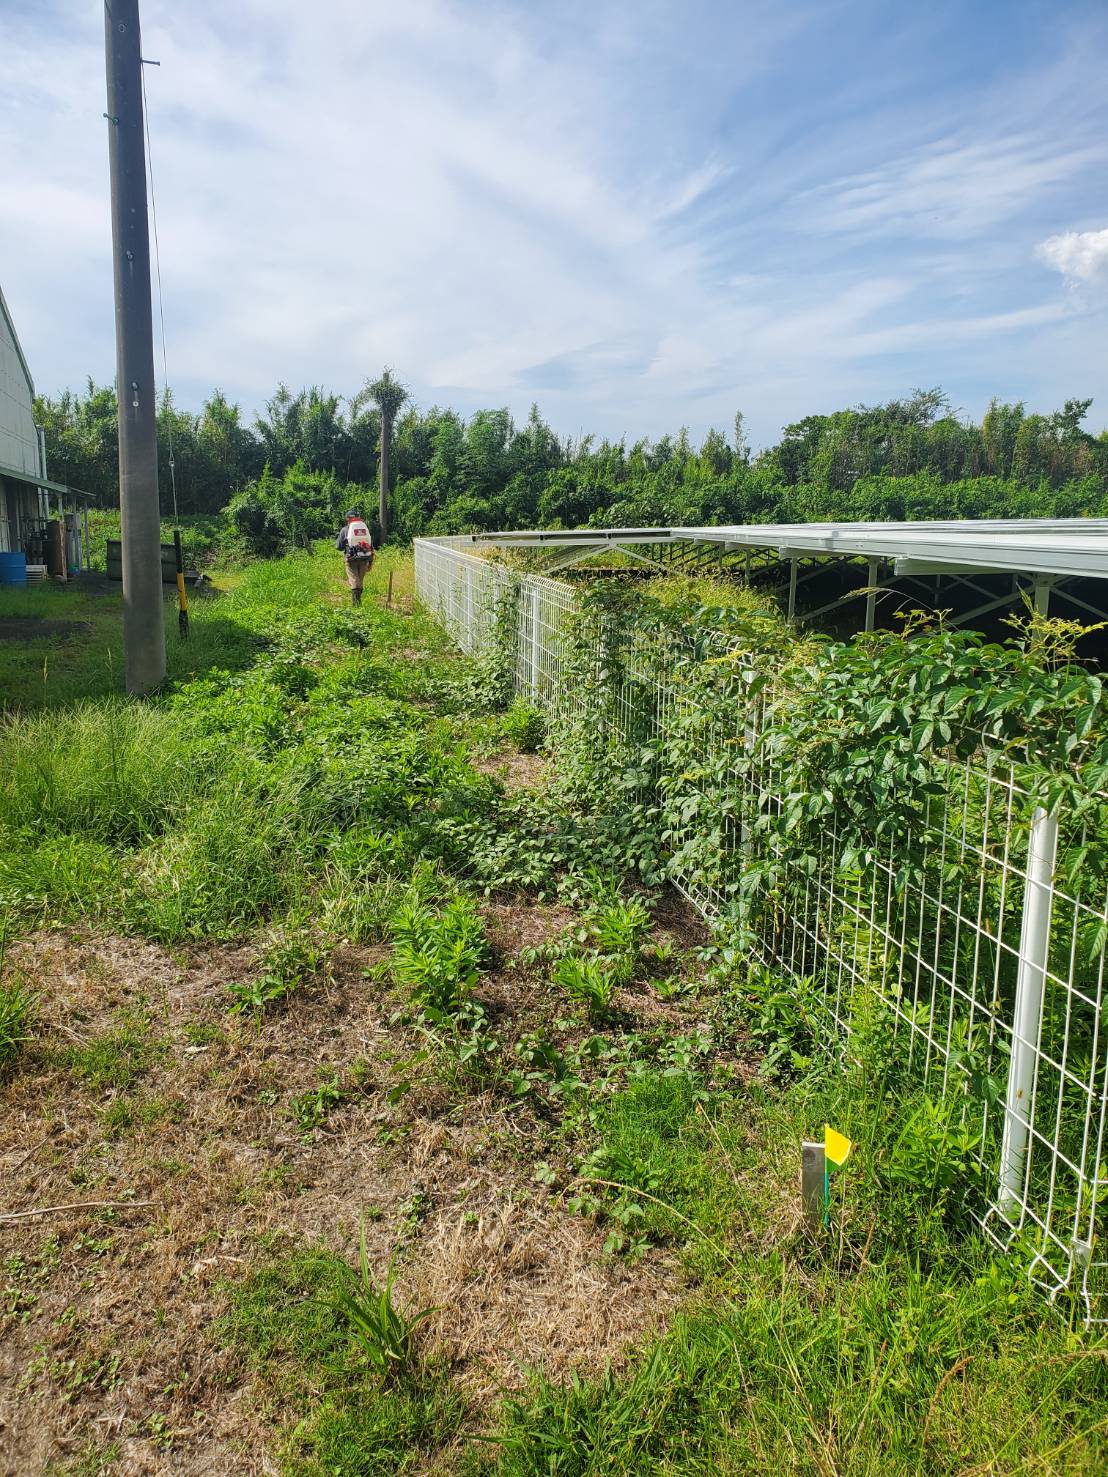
[0,545,461,941]
[0,701,190,841]
[0,980,35,1071]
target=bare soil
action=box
[472,748,551,793]
[0,618,93,643]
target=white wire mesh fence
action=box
[415,536,1108,1322]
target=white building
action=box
[0,284,91,574]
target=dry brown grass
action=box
[416,1200,679,1403]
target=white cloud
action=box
[1036,228,1108,286]
[0,0,1105,451]
[807,135,1103,240]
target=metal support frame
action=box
[612,544,673,573]
[545,543,674,575]
[667,539,719,571]
[1051,582,1108,623]
[543,545,609,574]
[945,580,1028,629]
[787,558,798,621]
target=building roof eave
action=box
[0,459,96,501]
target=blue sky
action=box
[2,0,1106,449]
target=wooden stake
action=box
[386,570,394,609]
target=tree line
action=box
[35,378,1108,550]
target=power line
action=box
[140,57,177,524]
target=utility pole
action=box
[104,0,165,695]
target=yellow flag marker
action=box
[824,1125,853,1169]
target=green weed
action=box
[503,701,546,753]
[63,1016,159,1092]
[290,1075,345,1136]
[590,896,652,963]
[228,928,324,1015]
[220,1247,462,1471]
[0,977,35,1071]
[553,954,617,1021]
[390,896,487,1021]
[331,1227,437,1383]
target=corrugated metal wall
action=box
[0,293,40,479]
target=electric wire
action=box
[140,61,177,524]
[141,59,188,637]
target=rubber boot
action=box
[352,587,362,608]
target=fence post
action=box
[530,587,541,698]
[465,565,474,649]
[864,557,878,633]
[998,805,1059,1215]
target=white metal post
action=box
[787,558,798,621]
[1033,576,1052,617]
[465,565,473,648]
[999,806,1059,1214]
[864,557,878,633]
[530,587,541,697]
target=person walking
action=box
[337,509,375,606]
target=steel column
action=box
[864,557,878,632]
[999,806,1059,1214]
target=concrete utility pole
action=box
[104,0,165,695]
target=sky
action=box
[1,0,1107,450]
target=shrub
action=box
[226,461,369,557]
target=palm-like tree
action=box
[365,368,409,540]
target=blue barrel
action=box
[0,552,28,586]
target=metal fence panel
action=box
[415,537,1108,1322]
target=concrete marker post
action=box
[801,1141,825,1229]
